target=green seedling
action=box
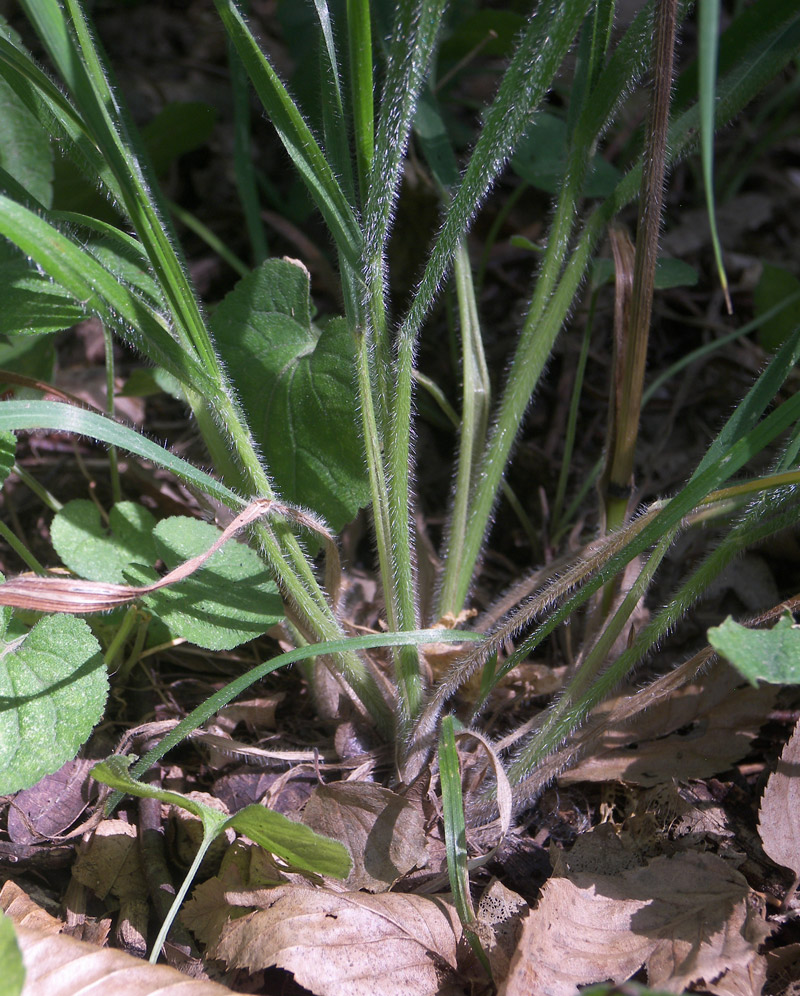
[91,755,351,964]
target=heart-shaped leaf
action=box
[0,613,106,794]
[213,259,370,531]
[134,516,283,651]
[51,499,158,583]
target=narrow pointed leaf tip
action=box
[92,755,351,879]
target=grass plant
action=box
[0,0,799,955]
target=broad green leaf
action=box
[50,499,284,650]
[0,334,56,391]
[227,805,350,879]
[51,500,158,583]
[213,259,370,531]
[0,613,106,794]
[92,755,351,878]
[511,113,621,198]
[0,913,25,996]
[0,74,52,208]
[0,257,84,335]
[0,430,16,488]
[140,101,218,177]
[754,264,800,351]
[134,516,283,651]
[709,614,800,686]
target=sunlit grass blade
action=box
[439,715,475,924]
[0,400,243,510]
[506,479,800,808]
[0,192,214,394]
[436,240,490,619]
[365,0,448,312]
[313,0,355,207]
[21,0,219,376]
[0,33,123,207]
[397,0,593,353]
[438,715,491,976]
[215,0,361,269]
[414,333,800,744]
[101,626,483,814]
[447,0,800,612]
[392,0,592,623]
[229,0,268,265]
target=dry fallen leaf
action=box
[0,881,63,935]
[71,820,145,902]
[209,884,462,996]
[561,663,775,786]
[6,758,95,844]
[758,716,800,879]
[182,840,287,949]
[500,847,769,996]
[302,781,428,891]
[475,878,528,984]
[13,925,237,995]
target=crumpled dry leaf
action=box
[0,881,62,934]
[758,716,800,877]
[561,663,775,786]
[302,781,428,891]
[71,820,145,902]
[210,884,462,996]
[13,925,236,995]
[475,879,528,984]
[500,847,769,996]
[6,758,95,844]
[182,840,287,948]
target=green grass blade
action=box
[0,33,124,208]
[22,0,219,375]
[501,374,800,680]
[390,0,591,623]
[228,0,268,264]
[346,0,373,205]
[366,0,447,282]
[108,626,483,810]
[215,0,361,268]
[508,482,800,804]
[566,0,618,138]
[0,400,243,509]
[698,0,731,311]
[438,715,475,924]
[437,240,490,618]
[447,0,800,610]
[313,0,355,207]
[0,193,214,394]
[397,0,592,353]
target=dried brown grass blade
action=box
[0,498,341,614]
